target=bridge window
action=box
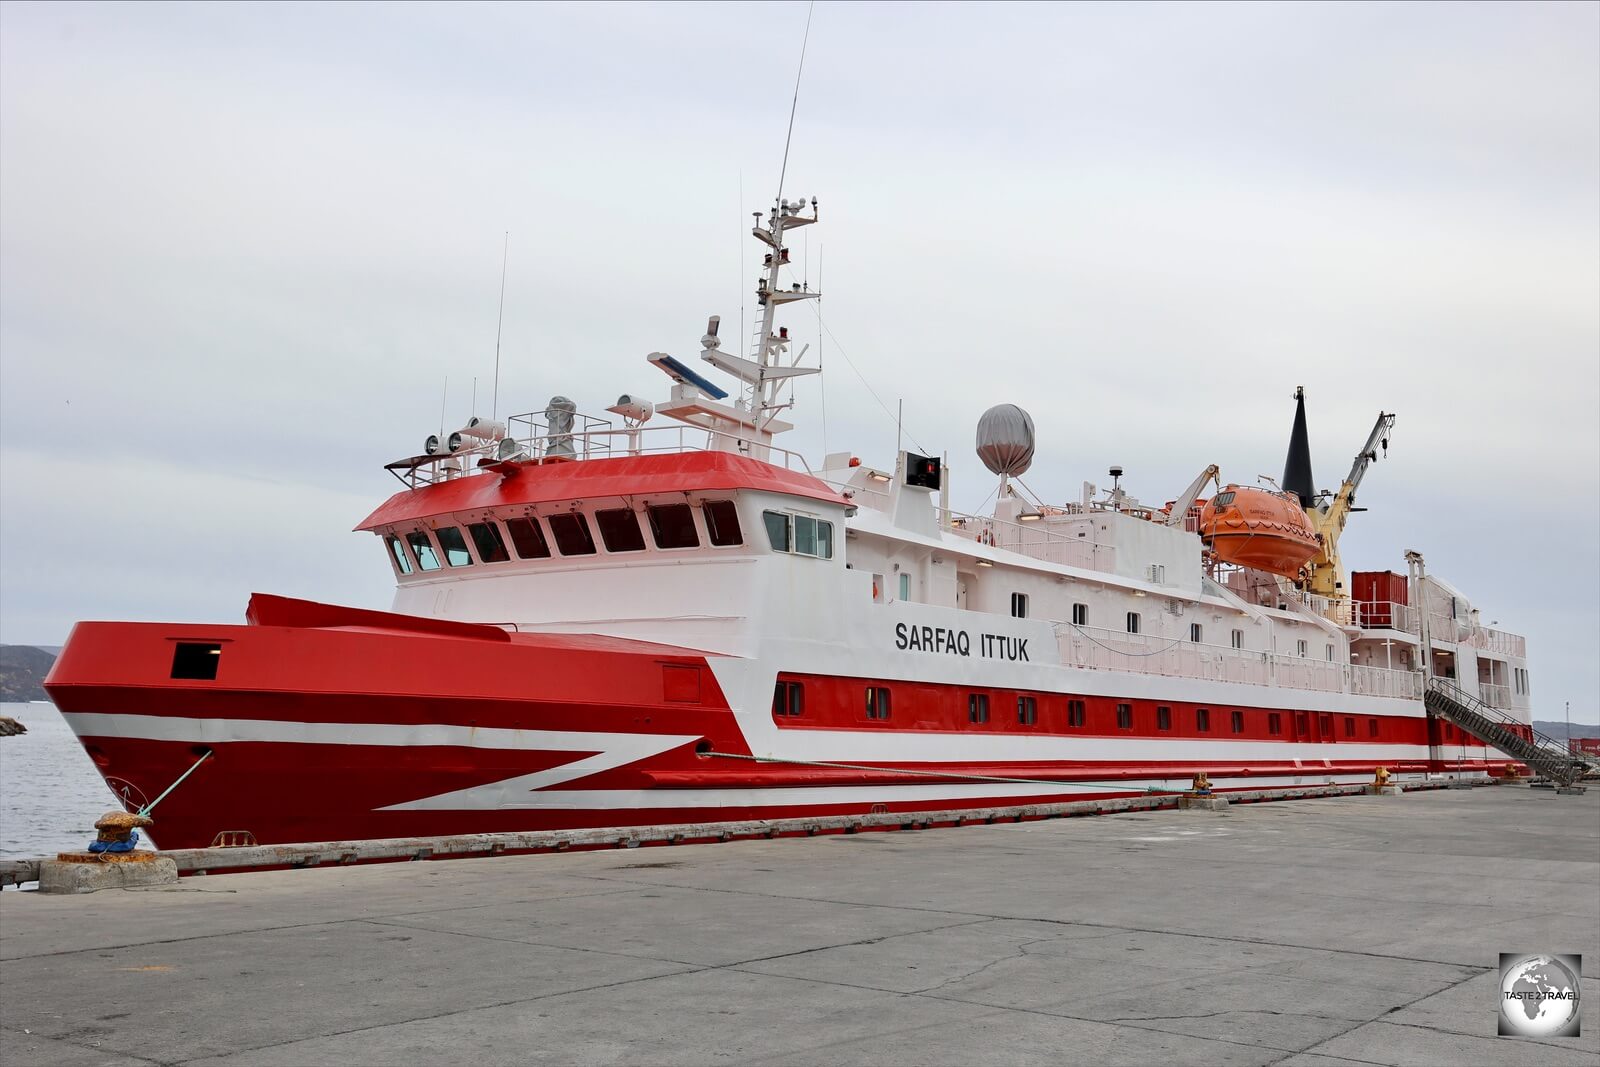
[596,508,647,553]
[702,500,743,546]
[1231,710,1244,734]
[1011,592,1028,619]
[1067,699,1086,728]
[436,526,473,566]
[504,517,551,559]
[1017,696,1037,725]
[1116,703,1133,730]
[772,680,804,717]
[1268,712,1283,736]
[763,511,790,552]
[647,504,699,549]
[968,694,990,724]
[1231,629,1244,649]
[1126,612,1141,635]
[548,512,596,556]
[1189,623,1203,643]
[1156,706,1171,731]
[467,522,510,563]
[866,686,891,721]
[1072,603,1087,626]
[406,531,442,571]
[764,511,833,559]
[1196,708,1211,732]
[386,536,413,575]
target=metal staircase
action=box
[1423,678,1587,790]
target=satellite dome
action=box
[976,404,1036,476]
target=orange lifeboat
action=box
[1198,484,1320,578]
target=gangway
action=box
[1423,679,1588,790]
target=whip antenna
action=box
[774,1,815,205]
[492,231,509,420]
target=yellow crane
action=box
[1281,388,1395,600]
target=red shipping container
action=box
[1352,570,1408,628]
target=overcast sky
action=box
[2,2,1596,720]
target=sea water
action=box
[0,700,130,860]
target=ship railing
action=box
[1464,625,1527,659]
[1477,682,1514,709]
[1346,662,1424,700]
[938,509,1116,572]
[1353,600,1420,635]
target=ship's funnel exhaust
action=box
[1282,386,1315,508]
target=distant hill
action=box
[1534,720,1600,741]
[0,645,57,702]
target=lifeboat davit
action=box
[1199,484,1320,578]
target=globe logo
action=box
[1499,953,1582,1037]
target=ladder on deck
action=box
[1423,678,1588,789]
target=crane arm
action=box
[1341,412,1396,499]
[1166,463,1220,527]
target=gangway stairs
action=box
[1423,679,1587,790]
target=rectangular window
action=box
[386,536,413,575]
[647,503,699,549]
[772,680,804,718]
[406,531,442,571]
[596,508,647,553]
[1196,707,1211,732]
[763,510,790,551]
[548,512,596,556]
[866,686,891,721]
[1230,710,1244,734]
[795,515,819,556]
[467,522,510,563]
[1231,629,1244,649]
[171,642,222,680]
[1297,639,1308,657]
[1189,623,1203,643]
[1368,717,1378,738]
[968,693,990,724]
[1126,612,1141,635]
[1072,603,1087,627]
[1011,592,1028,619]
[436,526,473,566]
[1325,644,1335,662]
[1116,703,1134,730]
[504,517,551,559]
[1156,705,1171,731]
[1268,712,1283,736]
[1319,713,1333,738]
[1017,696,1037,725]
[872,573,886,603]
[1067,699,1086,728]
[702,500,743,546]
[1344,716,1356,737]
[898,573,911,601]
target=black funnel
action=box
[1282,386,1315,508]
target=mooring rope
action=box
[707,750,1188,795]
[136,748,214,817]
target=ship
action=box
[44,194,1559,851]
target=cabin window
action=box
[763,511,790,552]
[772,680,804,717]
[1017,696,1037,725]
[1230,710,1244,734]
[1231,629,1244,649]
[1011,592,1028,619]
[1126,612,1141,635]
[1072,603,1087,627]
[406,531,442,571]
[1068,699,1086,727]
[1196,707,1211,732]
[467,522,510,563]
[1189,623,1203,643]
[1156,706,1171,731]
[386,536,413,575]
[1325,644,1335,662]
[1213,490,1235,506]
[702,500,743,546]
[866,686,891,721]
[505,517,551,559]
[1268,712,1283,736]
[596,508,647,553]
[1368,717,1379,738]
[436,526,473,566]
[1116,703,1133,730]
[1296,639,1308,657]
[548,512,596,556]
[898,573,911,601]
[1320,713,1333,737]
[646,504,700,549]
[968,694,990,724]
[1344,716,1356,737]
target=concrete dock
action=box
[2,787,1596,1066]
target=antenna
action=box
[492,231,509,420]
[773,1,816,208]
